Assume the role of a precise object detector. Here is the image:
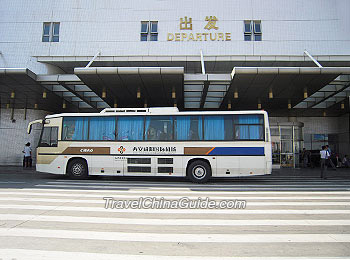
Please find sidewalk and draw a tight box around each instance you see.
[273,167,350,178]
[0,166,39,178]
[0,166,36,173]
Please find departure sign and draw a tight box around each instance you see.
[167,16,231,41]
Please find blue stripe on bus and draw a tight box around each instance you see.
[209,147,265,156]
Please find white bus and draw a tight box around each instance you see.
[28,107,272,183]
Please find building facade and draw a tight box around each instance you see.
[1,0,349,166]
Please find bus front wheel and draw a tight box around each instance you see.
[67,159,88,179]
[187,160,211,183]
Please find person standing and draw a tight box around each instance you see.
[343,155,350,168]
[23,142,32,168]
[320,146,330,179]
[325,145,336,170]
[302,148,307,168]
[336,154,342,168]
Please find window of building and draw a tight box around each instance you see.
[244,20,262,41]
[254,21,261,33]
[141,21,158,41]
[140,21,149,41]
[244,20,252,41]
[52,22,60,42]
[244,34,252,41]
[150,21,158,41]
[253,21,262,41]
[42,22,60,42]
[42,23,51,42]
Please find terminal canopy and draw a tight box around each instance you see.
[1,65,349,116]
[223,67,350,116]
[74,67,184,108]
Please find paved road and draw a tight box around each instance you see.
[0,168,350,259]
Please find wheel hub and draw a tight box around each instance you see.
[72,163,83,176]
[193,166,206,179]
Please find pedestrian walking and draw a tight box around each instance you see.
[320,146,330,179]
[23,142,32,168]
[325,145,336,170]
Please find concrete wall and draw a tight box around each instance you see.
[1,0,350,74]
[337,114,350,156]
[0,109,50,165]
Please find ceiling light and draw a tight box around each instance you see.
[102,88,106,99]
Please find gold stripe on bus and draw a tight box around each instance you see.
[184,147,213,155]
[37,155,58,165]
[62,147,111,155]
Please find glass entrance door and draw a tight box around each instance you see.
[280,127,294,167]
[270,123,304,168]
[271,136,281,167]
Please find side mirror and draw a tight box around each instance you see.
[27,124,32,134]
[27,119,45,134]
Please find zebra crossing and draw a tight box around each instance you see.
[0,175,350,259]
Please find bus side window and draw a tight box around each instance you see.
[203,115,225,140]
[63,117,88,140]
[189,117,202,140]
[50,127,58,147]
[175,116,202,141]
[117,116,144,141]
[145,116,173,141]
[147,126,157,140]
[233,115,264,140]
[39,127,59,147]
[39,127,51,147]
[62,126,69,140]
[89,117,116,140]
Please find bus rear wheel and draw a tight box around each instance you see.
[187,160,211,183]
[67,159,88,179]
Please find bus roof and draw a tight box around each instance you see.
[45,108,268,119]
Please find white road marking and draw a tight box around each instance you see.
[1,213,350,226]
[0,204,349,214]
[1,228,349,243]
[3,188,350,195]
[0,196,349,205]
[0,249,346,260]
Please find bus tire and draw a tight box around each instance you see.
[67,159,88,179]
[187,160,211,183]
